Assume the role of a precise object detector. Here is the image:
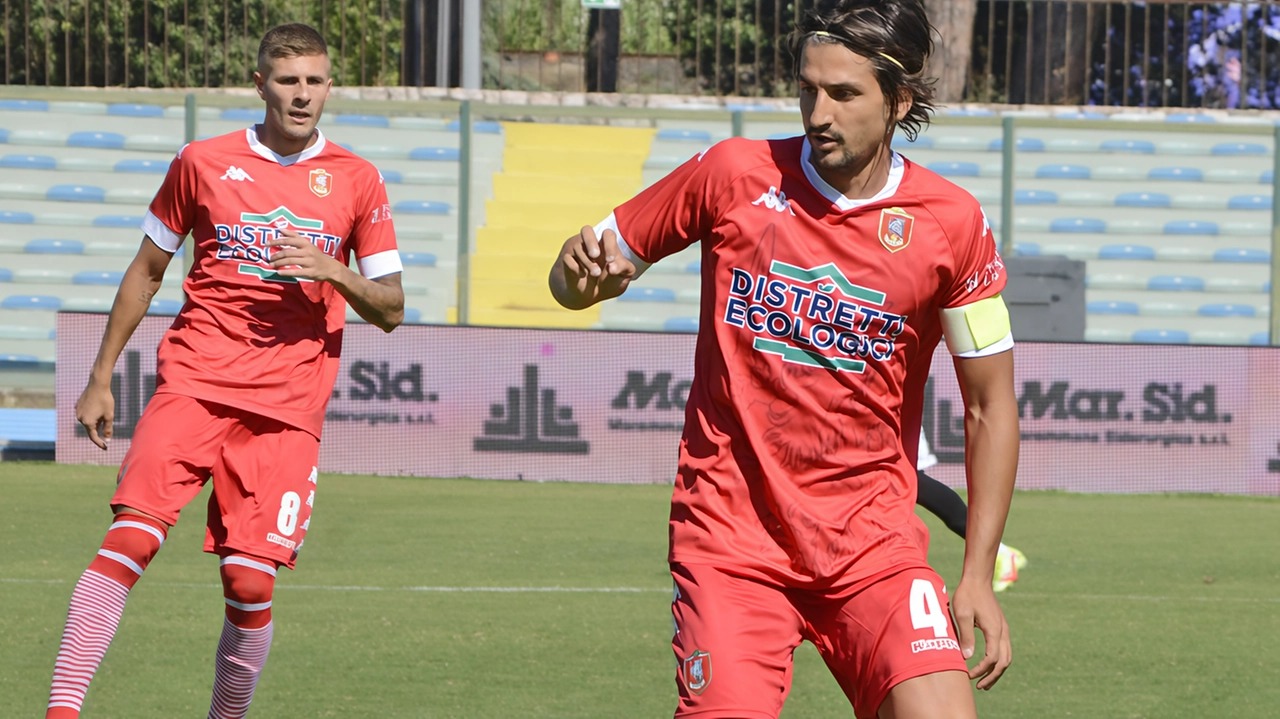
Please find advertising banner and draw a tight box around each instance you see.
[56,313,1280,494]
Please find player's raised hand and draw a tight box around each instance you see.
[76,380,115,450]
[952,577,1012,690]
[267,229,343,282]
[553,225,636,309]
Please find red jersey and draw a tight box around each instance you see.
[141,127,402,437]
[603,137,1009,586]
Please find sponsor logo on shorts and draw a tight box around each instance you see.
[307,466,318,485]
[266,533,297,550]
[682,650,712,695]
[910,638,960,654]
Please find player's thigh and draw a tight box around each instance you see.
[877,671,975,719]
[671,563,805,719]
[110,394,230,525]
[205,410,320,569]
[805,566,970,719]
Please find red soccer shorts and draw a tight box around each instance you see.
[111,393,320,569]
[671,562,968,719]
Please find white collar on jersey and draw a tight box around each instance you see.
[245,125,327,167]
[799,137,904,212]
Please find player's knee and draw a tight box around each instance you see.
[220,554,278,629]
[87,512,170,586]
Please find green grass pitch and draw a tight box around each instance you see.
[3,462,1278,718]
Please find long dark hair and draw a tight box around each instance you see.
[787,0,936,141]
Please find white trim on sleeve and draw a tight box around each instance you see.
[952,331,1015,359]
[358,249,404,279]
[141,210,184,253]
[593,212,651,279]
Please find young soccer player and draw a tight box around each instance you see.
[45,24,404,719]
[550,1,1018,715]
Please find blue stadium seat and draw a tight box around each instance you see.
[220,108,264,122]
[768,132,802,140]
[1262,170,1274,184]
[393,201,449,215]
[2,295,61,310]
[926,161,980,177]
[686,261,702,274]
[1015,189,1057,204]
[378,169,403,184]
[67,131,126,149]
[0,154,56,169]
[1115,192,1170,207]
[446,120,502,133]
[1050,218,1106,233]
[0,211,35,224]
[113,159,169,174]
[1212,142,1267,155]
[619,287,677,302]
[987,137,1046,152]
[890,136,933,149]
[945,108,994,117]
[0,354,42,366]
[1013,242,1041,256]
[409,147,460,161]
[1087,300,1140,315]
[1147,275,1206,291]
[92,215,144,227]
[1213,248,1269,263]
[1132,329,1191,344]
[1098,244,1156,260]
[657,129,714,142]
[663,317,699,333]
[1165,113,1215,123]
[0,269,12,282]
[1101,139,1155,153]
[402,308,423,324]
[0,99,49,111]
[73,270,124,285]
[1148,167,1203,182]
[1163,220,1218,235]
[107,103,164,117]
[1199,303,1256,317]
[0,128,8,143]
[24,239,84,254]
[399,252,437,266]
[1249,332,1270,345]
[334,114,390,127]
[47,185,105,203]
[1036,164,1090,180]
[148,298,183,314]
[1228,194,1271,210]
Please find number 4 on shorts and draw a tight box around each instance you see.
[909,578,950,639]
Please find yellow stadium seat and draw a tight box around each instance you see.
[492,173,640,205]
[475,227,570,255]
[484,200,614,231]
[470,306,598,329]
[472,254,555,281]
[502,123,654,153]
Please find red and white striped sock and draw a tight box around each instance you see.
[208,555,277,719]
[46,513,167,719]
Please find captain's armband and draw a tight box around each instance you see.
[939,294,1014,358]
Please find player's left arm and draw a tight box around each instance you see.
[266,230,404,332]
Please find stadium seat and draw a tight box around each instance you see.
[1147,275,1206,291]
[1228,195,1271,210]
[1098,244,1156,260]
[1207,277,1269,293]
[1165,113,1215,123]
[72,271,124,285]
[401,308,423,324]
[1036,164,1090,180]
[399,252,437,266]
[47,185,105,203]
[1013,242,1040,256]
[890,136,933,149]
[1213,248,1269,263]
[14,269,71,284]
[1053,110,1107,120]
[1190,330,1253,345]
[0,128,8,143]
[663,317,699,333]
[0,99,48,111]
[92,215,143,227]
[378,169,403,184]
[987,137,1046,152]
[67,131,126,149]
[1163,220,1218,235]
[0,154,56,169]
[334,114,390,127]
[124,135,181,152]
[1100,139,1155,153]
[1262,170,1275,184]
[0,269,12,282]
[1170,193,1224,210]
[107,103,164,117]
[1249,332,1270,345]
[1041,243,1097,260]
[148,298,183,314]
[656,129,713,142]
[0,211,35,224]
[1212,142,1267,155]
[1199,303,1257,317]
[926,161,980,177]
[446,120,502,133]
[1205,168,1261,183]
[394,200,450,215]
[220,108,264,122]
[619,287,677,303]
[1046,138,1100,152]
[1087,300,1140,315]
[24,239,84,254]
[1050,218,1105,233]
[0,353,42,365]
[1140,302,1195,316]
[1083,327,1132,343]
[1015,189,1057,204]
[1148,167,1203,182]
[686,261,702,273]
[1157,141,1209,154]
[1114,192,1170,208]
[113,159,169,174]
[1132,329,1190,343]
[409,147,461,161]
[2,295,61,310]
[943,108,994,117]
[1155,247,1213,262]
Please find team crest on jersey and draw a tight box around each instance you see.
[309,168,333,197]
[682,650,712,695]
[878,207,914,253]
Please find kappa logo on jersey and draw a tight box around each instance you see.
[682,650,712,695]
[878,207,914,253]
[724,261,906,373]
[752,186,795,216]
[213,206,343,283]
[220,165,254,182]
[309,168,333,197]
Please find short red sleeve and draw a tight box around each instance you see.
[611,144,731,264]
[350,169,402,278]
[146,144,199,243]
[941,206,1006,308]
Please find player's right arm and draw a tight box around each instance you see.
[77,238,175,449]
[549,226,636,310]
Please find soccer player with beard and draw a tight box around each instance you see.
[550,1,1017,716]
[44,24,404,719]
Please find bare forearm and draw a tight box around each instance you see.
[329,266,403,332]
[961,399,1019,583]
[90,264,163,384]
